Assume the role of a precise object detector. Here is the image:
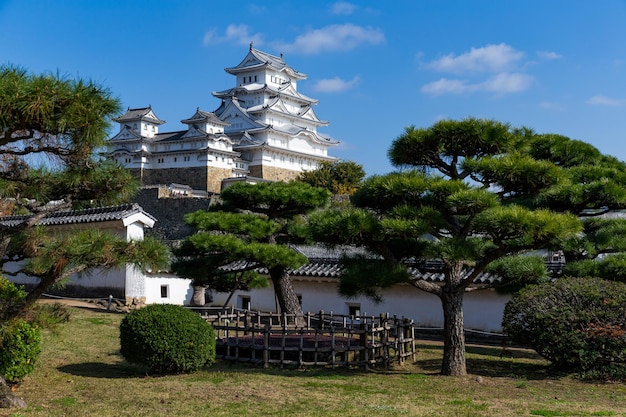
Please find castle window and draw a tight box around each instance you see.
[239,295,251,310]
[348,304,361,317]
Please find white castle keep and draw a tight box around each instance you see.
[106,45,339,193]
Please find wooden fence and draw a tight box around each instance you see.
[196,308,416,369]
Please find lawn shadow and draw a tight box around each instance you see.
[57,362,147,379]
[412,342,556,380]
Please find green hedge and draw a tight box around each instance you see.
[119,304,216,374]
[503,277,626,380]
[0,278,42,384]
[0,319,41,384]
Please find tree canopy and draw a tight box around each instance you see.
[173,181,330,320]
[309,117,626,376]
[296,160,365,195]
[0,66,169,320]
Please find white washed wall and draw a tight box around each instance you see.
[209,279,510,332]
[142,272,193,305]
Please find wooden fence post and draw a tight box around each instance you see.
[263,323,270,369]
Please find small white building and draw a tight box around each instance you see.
[1,204,193,305]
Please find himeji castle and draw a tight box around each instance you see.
[106,44,339,193]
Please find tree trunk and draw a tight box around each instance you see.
[0,376,27,408]
[190,285,206,306]
[3,270,61,322]
[268,266,304,326]
[440,286,467,376]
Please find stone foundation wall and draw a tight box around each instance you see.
[128,167,233,193]
[141,167,209,191]
[133,188,212,240]
[207,167,232,193]
[249,165,300,182]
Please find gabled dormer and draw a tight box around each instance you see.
[181,108,229,135]
[113,106,165,139]
[109,125,143,142]
[214,98,266,133]
[225,43,307,91]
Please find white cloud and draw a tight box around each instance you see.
[421,72,533,96]
[481,72,533,94]
[312,76,360,93]
[425,43,524,74]
[537,51,563,60]
[540,101,565,111]
[587,95,625,106]
[202,30,218,46]
[278,24,385,55]
[202,24,264,47]
[421,78,470,96]
[330,2,357,15]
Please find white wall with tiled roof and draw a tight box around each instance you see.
[208,279,510,332]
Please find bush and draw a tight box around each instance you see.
[0,320,41,384]
[502,277,626,379]
[119,304,215,374]
[0,277,26,319]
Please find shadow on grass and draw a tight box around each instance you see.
[412,346,555,380]
[57,362,147,379]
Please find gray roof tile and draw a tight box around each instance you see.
[218,244,502,285]
[0,203,156,227]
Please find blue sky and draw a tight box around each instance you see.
[1,1,625,175]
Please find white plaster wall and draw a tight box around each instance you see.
[124,265,145,300]
[142,272,193,305]
[289,137,314,154]
[125,222,144,241]
[6,261,127,295]
[209,279,510,332]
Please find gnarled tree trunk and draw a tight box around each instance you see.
[268,266,304,326]
[190,285,207,306]
[440,286,466,376]
[439,261,467,376]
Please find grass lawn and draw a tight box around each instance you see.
[3,306,626,417]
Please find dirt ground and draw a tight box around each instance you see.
[38,296,110,311]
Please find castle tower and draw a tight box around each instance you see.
[107,107,246,193]
[212,44,338,181]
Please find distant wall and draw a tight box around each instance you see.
[249,165,300,181]
[128,167,232,193]
[132,188,212,241]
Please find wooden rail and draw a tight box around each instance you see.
[198,309,416,369]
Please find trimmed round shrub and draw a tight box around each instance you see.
[502,277,626,379]
[120,304,215,374]
[0,319,42,384]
